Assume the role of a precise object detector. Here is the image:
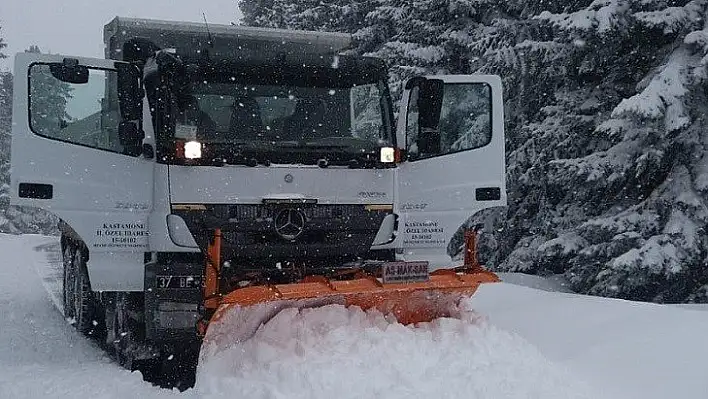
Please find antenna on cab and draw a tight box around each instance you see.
[203,12,214,49]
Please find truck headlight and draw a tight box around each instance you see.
[380,147,395,163]
[184,141,202,159]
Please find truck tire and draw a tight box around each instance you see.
[62,243,76,320]
[68,244,100,336]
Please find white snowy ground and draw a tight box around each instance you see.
[1,233,707,398]
[0,234,177,398]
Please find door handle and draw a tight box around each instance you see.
[18,183,53,199]
[475,187,500,201]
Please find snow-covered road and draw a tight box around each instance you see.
[0,234,178,398]
[1,233,706,398]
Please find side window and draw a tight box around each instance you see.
[29,64,123,153]
[406,82,492,160]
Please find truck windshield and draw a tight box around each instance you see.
[162,60,394,166]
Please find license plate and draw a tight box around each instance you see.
[382,261,429,284]
[155,275,203,289]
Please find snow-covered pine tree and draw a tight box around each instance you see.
[501,0,708,303]
[25,45,74,136]
[0,26,11,232]
[240,0,373,32]
[238,0,708,303]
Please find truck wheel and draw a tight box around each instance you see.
[62,243,76,320]
[70,247,100,335]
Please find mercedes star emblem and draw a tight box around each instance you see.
[274,208,306,240]
[284,173,294,183]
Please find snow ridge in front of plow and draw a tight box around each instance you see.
[194,303,605,399]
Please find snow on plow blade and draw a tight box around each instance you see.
[201,269,500,356]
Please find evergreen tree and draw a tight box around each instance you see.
[240,0,372,32]
[0,26,15,233]
[25,45,73,136]
[0,25,6,61]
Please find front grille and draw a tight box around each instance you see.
[173,203,393,262]
[228,204,363,221]
[228,205,266,220]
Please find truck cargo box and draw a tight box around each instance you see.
[103,17,353,63]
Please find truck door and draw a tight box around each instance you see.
[10,53,152,290]
[394,75,506,269]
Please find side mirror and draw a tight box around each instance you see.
[116,62,144,121]
[119,121,144,156]
[49,58,88,84]
[116,62,145,157]
[415,79,444,155]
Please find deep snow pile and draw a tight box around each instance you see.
[195,304,599,399]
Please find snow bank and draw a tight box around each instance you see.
[497,272,574,293]
[470,283,708,399]
[195,304,601,399]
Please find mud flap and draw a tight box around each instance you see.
[145,255,203,343]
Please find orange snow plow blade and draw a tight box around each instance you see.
[200,269,499,355]
[216,270,499,324]
[198,229,500,354]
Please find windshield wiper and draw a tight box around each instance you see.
[301,136,386,150]
[195,140,272,166]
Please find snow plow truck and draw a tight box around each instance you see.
[10,17,506,381]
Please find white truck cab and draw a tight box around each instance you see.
[10,17,505,377]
